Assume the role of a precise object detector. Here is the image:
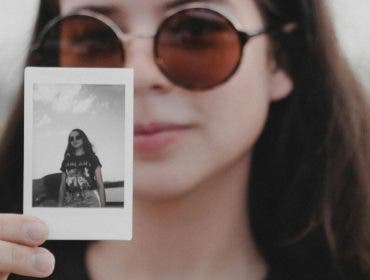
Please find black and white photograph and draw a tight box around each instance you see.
[24,67,133,240]
[32,83,125,208]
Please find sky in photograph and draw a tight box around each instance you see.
[33,84,125,181]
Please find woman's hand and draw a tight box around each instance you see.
[0,214,54,279]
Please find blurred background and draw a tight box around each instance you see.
[1,0,370,135]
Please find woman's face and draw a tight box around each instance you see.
[60,0,293,200]
[69,130,84,149]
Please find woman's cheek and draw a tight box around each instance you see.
[197,70,271,162]
[132,92,269,202]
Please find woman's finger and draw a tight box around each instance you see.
[0,214,48,247]
[0,241,54,278]
[0,272,10,280]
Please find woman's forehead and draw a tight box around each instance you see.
[60,0,233,13]
[70,131,80,136]
[59,0,263,29]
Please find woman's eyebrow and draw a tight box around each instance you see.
[164,0,228,10]
[72,4,118,16]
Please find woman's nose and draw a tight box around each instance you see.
[124,38,174,95]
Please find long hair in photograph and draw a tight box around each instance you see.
[64,128,95,159]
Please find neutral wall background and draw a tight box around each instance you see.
[1,0,370,131]
[328,0,370,93]
[0,1,39,124]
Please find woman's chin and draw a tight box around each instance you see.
[133,157,190,201]
[133,178,194,202]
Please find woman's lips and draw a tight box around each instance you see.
[134,123,190,154]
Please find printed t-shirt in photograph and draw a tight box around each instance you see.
[60,153,102,193]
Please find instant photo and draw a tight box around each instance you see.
[24,67,133,240]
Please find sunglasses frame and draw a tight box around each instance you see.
[32,3,290,90]
[69,135,82,142]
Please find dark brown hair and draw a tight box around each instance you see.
[249,0,370,277]
[0,0,369,278]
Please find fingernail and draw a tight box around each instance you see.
[34,249,55,274]
[24,222,48,242]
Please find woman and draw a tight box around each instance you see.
[58,129,106,208]
[0,0,369,279]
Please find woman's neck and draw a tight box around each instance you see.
[74,148,85,156]
[86,155,267,280]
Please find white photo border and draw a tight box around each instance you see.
[24,67,133,240]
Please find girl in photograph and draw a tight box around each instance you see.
[0,0,370,279]
[58,129,106,208]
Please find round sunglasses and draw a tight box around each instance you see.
[69,134,82,142]
[31,4,288,90]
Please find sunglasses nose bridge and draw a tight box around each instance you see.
[118,32,154,43]
[123,36,174,94]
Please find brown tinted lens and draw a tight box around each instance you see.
[32,15,123,67]
[155,9,242,89]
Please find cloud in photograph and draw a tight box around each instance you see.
[99,101,111,111]
[35,114,52,128]
[72,94,96,114]
[33,84,97,114]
